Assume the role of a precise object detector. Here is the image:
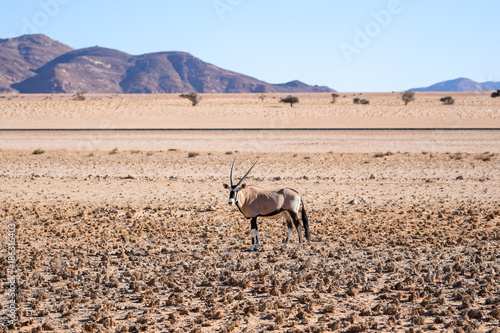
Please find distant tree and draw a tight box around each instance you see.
[491,90,500,98]
[353,97,361,104]
[401,90,415,105]
[440,96,455,105]
[280,95,299,107]
[257,88,266,102]
[73,91,85,101]
[330,93,340,104]
[179,92,201,106]
[360,99,369,105]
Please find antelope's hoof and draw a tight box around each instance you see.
[249,245,261,252]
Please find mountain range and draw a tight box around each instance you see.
[0,34,333,94]
[2,35,499,94]
[410,77,500,92]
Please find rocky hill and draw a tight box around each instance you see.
[410,77,500,92]
[2,34,334,94]
[0,34,73,93]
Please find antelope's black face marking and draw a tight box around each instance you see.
[223,183,245,205]
[228,187,237,205]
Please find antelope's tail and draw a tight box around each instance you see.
[301,199,311,243]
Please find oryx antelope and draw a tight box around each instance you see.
[223,158,311,251]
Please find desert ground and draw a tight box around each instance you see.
[0,93,499,332]
[0,91,499,129]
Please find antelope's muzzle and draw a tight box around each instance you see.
[228,190,236,205]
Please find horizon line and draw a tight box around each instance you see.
[0,128,499,131]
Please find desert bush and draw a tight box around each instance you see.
[109,148,119,155]
[373,151,394,158]
[449,152,464,160]
[280,95,299,107]
[491,90,500,98]
[32,148,45,155]
[188,152,199,158]
[401,90,415,105]
[330,93,340,104]
[73,92,85,101]
[179,93,201,106]
[440,96,455,105]
[354,98,369,105]
[476,152,494,161]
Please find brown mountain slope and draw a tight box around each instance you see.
[13,47,133,93]
[5,34,333,93]
[0,34,73,93]
[120,51,309,93]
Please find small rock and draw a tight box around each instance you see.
[467,308,483,319]
[273,176,282,181]
[349,199,358,205]
[369,174,376,180]
[41,322,55,331]
[456,175,464,180]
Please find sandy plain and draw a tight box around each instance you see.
[0,92,499,129]
[0,93,499,332]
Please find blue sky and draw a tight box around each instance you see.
[1,0,499,92]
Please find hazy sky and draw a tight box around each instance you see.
[1,0,499,92]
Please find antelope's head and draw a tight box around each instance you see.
[223,158,259,205]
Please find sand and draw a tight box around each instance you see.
[1,129,499,153]
[0,93,499,332]
[0,92,499,129]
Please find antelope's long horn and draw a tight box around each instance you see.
[230,157,236,187]
[236,159,259,187]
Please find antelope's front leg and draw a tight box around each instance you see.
[249,217,260,251]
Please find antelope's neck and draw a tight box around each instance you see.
[235,189,248,217]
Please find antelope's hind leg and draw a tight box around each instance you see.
[280,212,294,250]
[249,217,261,251]
[289,211,303,247]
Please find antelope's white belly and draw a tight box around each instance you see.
[261,212,285,220]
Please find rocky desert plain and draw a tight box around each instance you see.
[0,92,499,332]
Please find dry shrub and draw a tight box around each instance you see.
[373,151,394,158]
[476,152,494,161]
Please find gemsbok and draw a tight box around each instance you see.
[223,158,311,251]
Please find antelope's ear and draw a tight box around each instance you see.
[240,183,246,189]
[223,183,230,189]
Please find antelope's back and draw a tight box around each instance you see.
[278,188,302,212]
